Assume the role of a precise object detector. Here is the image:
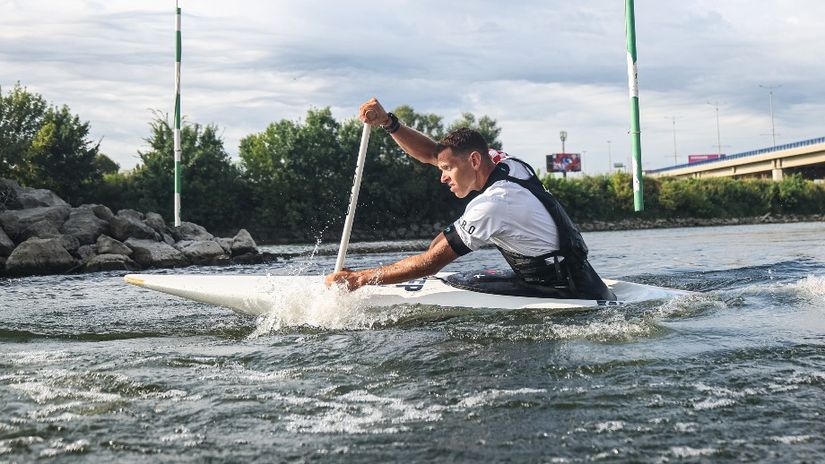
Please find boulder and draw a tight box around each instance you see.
[109,212,157,242]
[172,221,214,241]
[20,219,61,240]
[214,237,233,254]
[0,256,6,273]
[60,235,81,255]
[0,227,14,257]
[0,205,71,242]
[144,212,169,234]
[83,253,139,272]
[117,209,144,221]
[77,244,97,262]
[4,237,76,276]
[61,207,109,245]
[96,235,132,255]
[175,240,228,265]
[125,238,190,268]
[230,229,257,256]
[86,204,114,222]
[0,179,69,210]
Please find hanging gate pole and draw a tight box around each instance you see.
[174,1,183,226]
[625,0,644,211]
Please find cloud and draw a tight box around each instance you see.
[1,0,824,173]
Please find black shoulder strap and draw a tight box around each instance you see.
[492,158,589,261]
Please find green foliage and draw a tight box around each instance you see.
[0,83,48,179]
[128,114,247,233]
[541,173,825,222]
[447,112,503,150]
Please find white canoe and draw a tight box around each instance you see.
[124,272,691,317]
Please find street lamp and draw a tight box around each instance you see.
[559,131,568,178]
[606,140,612,173]
[707,101,723,155]
[759,84,780,146]
[665,116,682,165]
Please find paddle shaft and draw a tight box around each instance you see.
[334,123,371,272]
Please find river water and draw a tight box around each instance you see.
[1,222,824,462]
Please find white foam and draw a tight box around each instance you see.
[670,446,717,458]
[692,397,736,410]
[454,388,546,409]
[772,435,812,444]
[39,439,89,458]
[594,421,625,433]
[793,275,825,298]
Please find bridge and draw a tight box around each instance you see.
[646,137,825,181]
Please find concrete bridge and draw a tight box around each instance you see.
[646,137,825,181]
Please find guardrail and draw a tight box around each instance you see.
[647,136,825,174]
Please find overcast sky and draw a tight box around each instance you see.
[2,0,824,175]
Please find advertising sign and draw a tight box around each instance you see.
[688,154,725,164]
[546,153,582,173]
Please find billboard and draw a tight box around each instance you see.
[546,153,582,173]
[688,154,725,164]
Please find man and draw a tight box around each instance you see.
[325,98,615,301]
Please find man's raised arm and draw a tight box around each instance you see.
[360,98,439,165]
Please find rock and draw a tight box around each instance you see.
[172,222,214,241]
[230,229,257,256]
[77,244,97,262]
[61,207,109,245]
[0,256,6,273]
[0,205,71,242]
[83,253,139,272]
[117,209,144,221]
[144,212,168,234]
[21,219,61,240]
[96,235,132,255]
[109,212,157,242]
[0,227,14,257]
[214,237,233,254]
[175,240,228,265]
[231,251,263,265]
[161,232,175,245]
[60,235,80,254]
[0,178,69,210]
[125,238,189,268]
[86,204,114,222]
[4,237,76,276]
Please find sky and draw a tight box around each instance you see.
[2,0,824,175]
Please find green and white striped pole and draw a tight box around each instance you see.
[173,1,182,226]
[625,0,644,211]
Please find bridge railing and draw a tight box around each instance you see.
[647,136,825,174]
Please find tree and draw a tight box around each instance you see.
[447,112,503,150]
[25,105,102,204]
[0,83,47,179]
[130,114,247,233]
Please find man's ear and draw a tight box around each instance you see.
[469,151,481,168]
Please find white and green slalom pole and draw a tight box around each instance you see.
[334,123,372,272]
[625,0,644,211]
[173,1,182,226]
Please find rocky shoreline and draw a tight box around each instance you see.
[3,177,823,278]
[0,178,272,278]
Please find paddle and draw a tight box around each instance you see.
[334,122,372,272]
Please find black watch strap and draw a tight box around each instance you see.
[382,112,401,133]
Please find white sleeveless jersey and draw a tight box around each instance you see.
[450,153,559,257]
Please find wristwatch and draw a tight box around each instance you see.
[382,112,401,133]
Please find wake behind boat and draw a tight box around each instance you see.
[124,271,692,317]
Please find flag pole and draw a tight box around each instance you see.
[625,0,644,211]
[173,1,183,226]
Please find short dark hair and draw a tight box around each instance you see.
[435,127,488,157]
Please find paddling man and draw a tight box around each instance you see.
[325,98,615,301]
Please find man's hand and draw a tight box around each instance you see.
[324,268,370,291]
[359,98,389,127]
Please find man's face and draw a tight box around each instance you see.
[437,148,477,198]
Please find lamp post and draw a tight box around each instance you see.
[559,131,568,178]
[759,84,780,146]
[707,101,722,155]
[666,116,681,165]
[607,140,612,173]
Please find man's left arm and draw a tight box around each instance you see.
[325,232,459,291]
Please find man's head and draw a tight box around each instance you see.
[434,128,495,198]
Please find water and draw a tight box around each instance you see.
[1,222,824,462]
